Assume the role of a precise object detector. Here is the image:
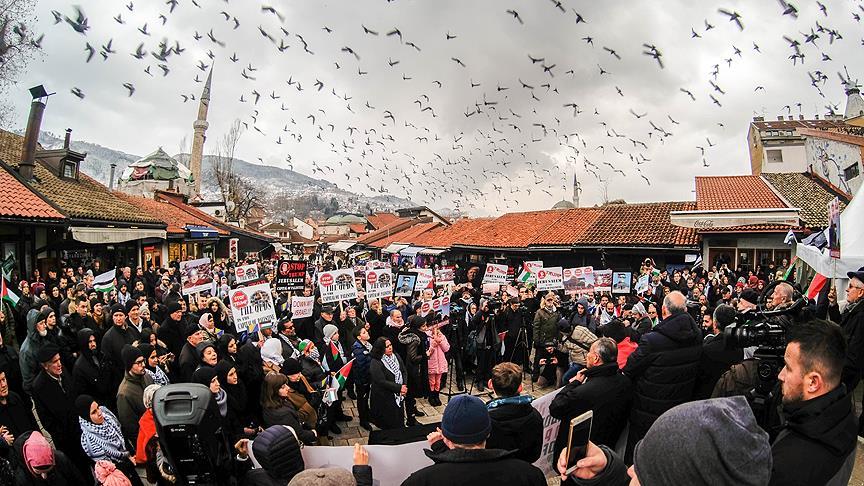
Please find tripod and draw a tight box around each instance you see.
[441,315,467,398]
[506,326,534,393]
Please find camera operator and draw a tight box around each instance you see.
[827,266,864,435]
[471,298,501,392]
[532,293,561,387]
[498,297,525,366]
[446,286,474,391]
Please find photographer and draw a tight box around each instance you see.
[532,293,561,386]
[498,297,526,366]
[471,299,501,392]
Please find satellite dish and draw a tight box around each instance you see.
[226,200,236,212]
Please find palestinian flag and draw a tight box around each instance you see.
[782,256,799,281]
[333,359,354,390]
[329,341,340,361]
[807,273,829,300]
[93,269,116,293]
[1,279,19,308]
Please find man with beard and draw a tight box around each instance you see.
[770,319,856,486]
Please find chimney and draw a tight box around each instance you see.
[19,99,46,181]
[63,128,71,148]
[777,115,783,121]
[753,116,764,122]
[109,162,117,190]
[815,114,819,119]
[799,115,804,120]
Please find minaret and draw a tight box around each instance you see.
[572,171,581,208]
[189,66,213,198]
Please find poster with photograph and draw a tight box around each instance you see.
[275,260,307,292]
[318,268,358,303]
[365,268,394,300]
[412,268,434,289]
[563,266,595,295]
[828,197,841,259]
[394,272,418,297]
[594,270,613,292]
[536,267,564,292]
[482,263,509,284]
[635,274,651,294]
[229,282,276,333]
[434,266,455,285]
[431,295,451,316]
[290,295,315,319]
[234,264,259,285]
[612,272,632,294]
[180,257,214,295]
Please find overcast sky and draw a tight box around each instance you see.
[8,0,863,215]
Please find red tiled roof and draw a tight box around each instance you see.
[412,218,495,248]
[368,222,442,249]
[153,193,274,241]
[365,212,400,230]
[454,209,570,248]
[0,163,65,221]
[113,193,230,236]
[357,217,414,244]
[576,202,699,246]
[349,223,368,234]
[695,175,787,211]
[533,208,604,245]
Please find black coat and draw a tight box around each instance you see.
[549,362,631,459]
[31,370,79,457]
[369,356,405,430]
[397,327,428,399]
[13,431,84,486]
[0,391,37,460]
[694,334,743,400]
[622,312,702,456]
[486,398,543,463]
[829,301,864,393]
[0,345,23,396]
[157,317,185,357]
[769,385,857,486]
[261,403,317,445]
[402,442,546,486]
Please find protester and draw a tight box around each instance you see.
[351,326,373,430]
[425,322,450,407]
[13,430,85,486]
[243,424,306,485]
[0,368,38,462]
[532,293,560,387]
[827,266,864,434]
[261,373,318,445]
[76,394,143,486]
[399,315,430,424]
[369,337,407,430]
[116,345,155,444]
[695,304,743,399]
[485,362,543,463]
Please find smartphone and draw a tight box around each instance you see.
[565,410,593,475]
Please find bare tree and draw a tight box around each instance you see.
[211,119,263,221]
[0,0,42,128]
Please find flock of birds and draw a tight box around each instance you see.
[23,1,864,213]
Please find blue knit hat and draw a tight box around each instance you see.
[441,395,491,444]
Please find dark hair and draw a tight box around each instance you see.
[262,373,289,410]
[491,362,522,397]
[712,304,736,331]
[370,336,389,360]
[787,319,846,387]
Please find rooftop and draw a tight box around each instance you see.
[113,192,230,236]
[0,162,65,222]
[695,175,787,211]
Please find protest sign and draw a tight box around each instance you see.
[301,440,433,486]
[482,263,509,284]
[594,270,613,292]
[234,264,259,284]
[412,268,434,289]
[536,267,564,292]
[365,268,393,300]
[563,266,594,295]
[828,196,841,259]
[431,295,451,316]
[434,266,455,284]
[290,295,314,319]
[366,259,389,270]
[517,260,543,283]
[635,273,651,294]
[394,272,417,297]
[229,282,276,333]
[318,268,358,303]
[180,257,213,295]
[612,272,632,294]
[531,388,563,477]
[275,260,307,292]
[481,282,502,295]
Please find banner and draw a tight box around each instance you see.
[394,271,418,297]
[412,268,434,290]
[536,267,564,292]
[275,260,307,292]
[229,282,276,333]
[518,260,543,283]
[431,295,451,316]
[612,272,632,294]
[365,268,394,300]
[180,258,214,295]
[228,238,239,261]
[290,295,314,319]
[828,196,841,259]
[594,270,613,292]
[531,387,563,477]
[300,440,433,486]
[482,263,509,284]
[318,268,358,303]
[234,264,259,284]
[434,266,455,284]
[563,266,594,295]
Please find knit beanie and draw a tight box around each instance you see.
[121,344,143,371]
[192,367,218,388]
[166,301,183,315]
[36,308,52,325]
[75,394,96,421]
[124,300,140,314]
[322,324,339,339]
[94,460,132,486]
[633,396,771,486]
[287,468,355,486]
[36,343,60,364]
[184,322,202,338]
[740,289,760,306]
[22,431,54,479]
[260,338,285,366]
[143,384,161,409]
[282,357,302,376]
[441,394,491,444]
[109,303,126,317]
[196,342,216,363]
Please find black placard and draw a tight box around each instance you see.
[276,260,307,292]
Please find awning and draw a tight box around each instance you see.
[272,242,286,253]
[185,225,219,239]
[670,208,800,229]
[418,248,447,256]
[329,240,357,252]
[70,226,167,245]
[399,246,426,257]
[382,243,409,254]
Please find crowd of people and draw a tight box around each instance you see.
[0,250,861,486]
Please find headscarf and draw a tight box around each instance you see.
[199,312,213,327]
[22,431,55,479]
[75,394,96,420]
[192,367,227,417]
[94,460,132,486]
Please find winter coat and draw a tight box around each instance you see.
[156,316,185,358]
[12,431,84,486]
[73,329,112,404]
[486,396,543,463]
[18,309,49,394]
[101,325,136,379]
[568,298,597,334]
[0,343,23,396]
[299,355,327,386]
[769,385,857,486]
[351,340,372,386]
[31,369,79,457]
[425,329,450,375]
[116,371,155,445]
[369,356,406,430]
[402,442,546,486]
[549,362,632,460]
[560,325,598,366]
[398,327,429,399]
[0,390,37,460]
[694,334,744,400]
[622,311,702,455]
[829,301,864,393]
[261,402,317,445]
[532,306,560,347]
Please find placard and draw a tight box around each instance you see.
[276,260,307,292]
[594,270,613,292]
[482,263,509,284]
[180,257,213,295]
[234,264,259,284]
[563,266,594,295]
[535,267,564,292]
[290,295,314,319]
[517,260,543,284]
[228,238,239,261]
[431,295,451,316]
[412,268,434,289]
[828,197,841,259]
[229,282,276,333]
[365,268,393,300]
[635,273,651,294]
[318,268,358,303]
[394,272,417,297]
[434,266,455,284]
[612,272,632,294]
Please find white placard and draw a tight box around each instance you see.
[531,388,563,477]
[412,268,434,289]
[365,268,393,300]
[535,267,564,292]
[318,268,358,303]
[290,295,314,319]
[594,270,613,292]
[482,263,509,284]
[180,257,213,295]
[229,282,276,333]
[234,264,259,284]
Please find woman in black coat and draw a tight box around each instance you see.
[72,328,111,406]
[368,337,407,430]
[260,373,317,445]
[397,315,429,425]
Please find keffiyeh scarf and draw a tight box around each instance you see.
[381,353,404,406]
[79,407,128,462]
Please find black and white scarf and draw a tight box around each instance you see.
[381,353,404,406]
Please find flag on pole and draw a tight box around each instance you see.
[782,256,798,281]
[93,269,116,293]
[1,255,14,280]
[1,279,19,308]
[332,359,353,390]
[784,230,797,245]
[329,341,340,361]
[806,273,829,300]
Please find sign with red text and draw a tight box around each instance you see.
[482,263,509,284]
[318,268,358,303]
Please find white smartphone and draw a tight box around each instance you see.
[565,410,593,475]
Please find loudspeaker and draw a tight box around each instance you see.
[153,384,217,485]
